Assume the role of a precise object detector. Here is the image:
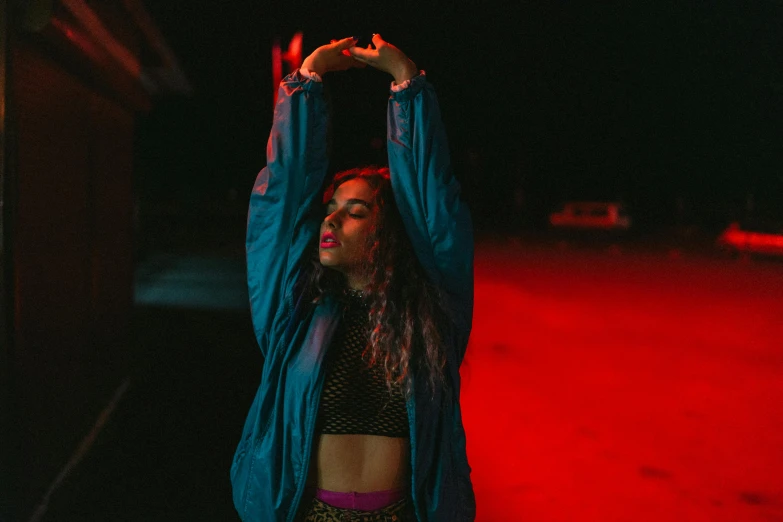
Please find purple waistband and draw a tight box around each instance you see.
[314,487,406,511]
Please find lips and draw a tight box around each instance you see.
[320,231,341,249]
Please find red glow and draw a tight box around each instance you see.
[462,243,783,521]
[272,39,282,106]
[282,32,303,70]
[549,202,631,230]
[272,32,303,106]
[719,225,783,255]
[51,17,105,64]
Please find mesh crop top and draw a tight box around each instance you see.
[315,290,409,438]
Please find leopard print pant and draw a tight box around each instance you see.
[300,497,413,522]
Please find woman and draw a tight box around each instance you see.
[231,35,475,521]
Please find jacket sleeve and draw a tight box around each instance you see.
[386,73,474,362]
[246,70,328,358]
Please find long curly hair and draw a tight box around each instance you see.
[305,166,447,396]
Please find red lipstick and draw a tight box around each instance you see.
[320,231,341,248]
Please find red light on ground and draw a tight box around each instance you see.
[463,245,783,520]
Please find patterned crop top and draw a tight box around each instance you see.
[315,290,409,438]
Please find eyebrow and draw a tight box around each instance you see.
[325,198,372,208]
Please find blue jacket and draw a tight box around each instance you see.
[231,70,475,521]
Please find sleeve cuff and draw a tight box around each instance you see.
[293,67,416,90]
[390,70,425,92]
[299,67,323,83]
[279,68,324,94]
[389,70,428,102]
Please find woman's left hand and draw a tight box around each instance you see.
[348,34,418,84]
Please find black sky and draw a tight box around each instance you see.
[137,1,783,230]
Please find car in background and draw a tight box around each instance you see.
[549,201,631,231]
[717,220,783,257]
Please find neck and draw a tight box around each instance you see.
[346,273,367,291]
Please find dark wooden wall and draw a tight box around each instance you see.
[0,0,13,518]
[12,39,134,515]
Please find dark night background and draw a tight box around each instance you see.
[135,1,783,249]
[6,3,783,520]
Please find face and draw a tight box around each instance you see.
[319,178,378,278]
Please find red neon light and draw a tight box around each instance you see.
[282,32,303,70]
[272,38,282,106]
[722,230,783,249]
[272,32,303,106]
[718,221,783,256]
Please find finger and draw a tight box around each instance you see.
[333,39,350,55]
[334,54,361,71]
[333,37,359,50]
[349,46,371,69]
[371,33,385,47]
[348,46,377,63]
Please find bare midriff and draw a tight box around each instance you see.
[307,434,410,492]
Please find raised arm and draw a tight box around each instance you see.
[247,38,361,357]
[386,74,474,329]
[350,36,474,358]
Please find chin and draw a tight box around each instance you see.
[318,251,339,268]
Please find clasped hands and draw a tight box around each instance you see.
[300,34,418,85]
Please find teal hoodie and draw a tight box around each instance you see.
[231,69,475,521]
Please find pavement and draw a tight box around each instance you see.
[466,241,783,522]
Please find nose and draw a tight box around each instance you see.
[323,210,339,229]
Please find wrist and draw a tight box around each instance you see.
[301,56,325,77]
[392,59,418,85]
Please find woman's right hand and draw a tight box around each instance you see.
[301,37,364,77]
